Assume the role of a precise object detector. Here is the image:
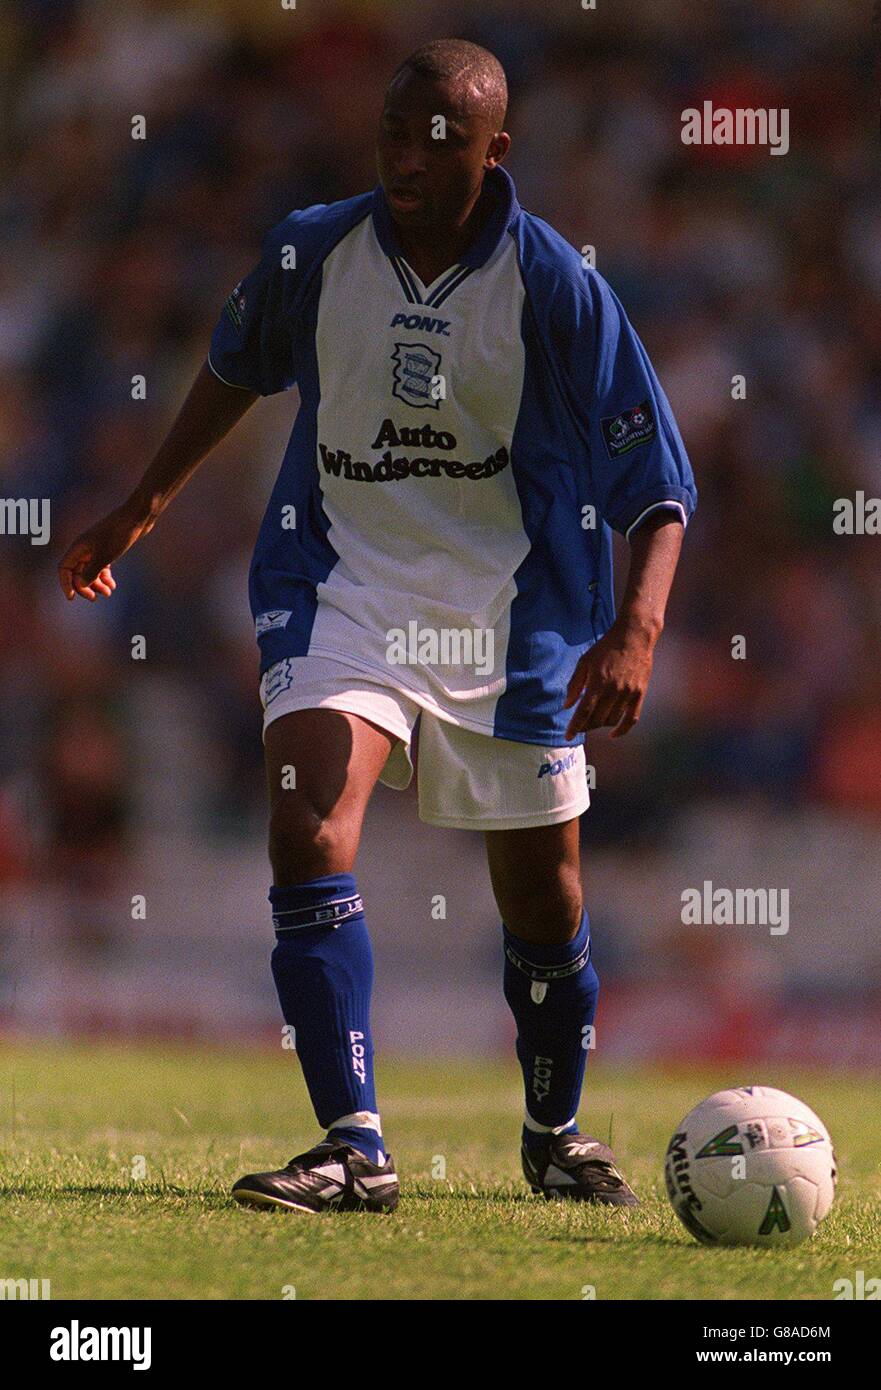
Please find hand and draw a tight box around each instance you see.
[58,502,155,602]
[563,616,658,741]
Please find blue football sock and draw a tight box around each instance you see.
[521,1119,578,1158]
[502,909,599,1143]
[269,874,385,1164]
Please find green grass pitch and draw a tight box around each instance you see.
[0,1041,878,1300]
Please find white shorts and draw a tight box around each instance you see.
[260,655,590,831]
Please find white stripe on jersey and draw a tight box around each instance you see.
[308,215,528,731]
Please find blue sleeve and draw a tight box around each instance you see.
[208,221,297,396]
[559,271,697,537]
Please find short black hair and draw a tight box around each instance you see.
[391,38,508,131]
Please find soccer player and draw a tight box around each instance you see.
[59,40,696,1215]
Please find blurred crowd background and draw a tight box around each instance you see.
[1,0,879,1063]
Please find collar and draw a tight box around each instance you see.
[370,165,520,270]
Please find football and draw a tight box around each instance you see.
[665,1086,837,1247]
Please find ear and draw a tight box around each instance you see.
[485,130,511,168]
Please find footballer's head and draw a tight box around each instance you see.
[377,39,510,231]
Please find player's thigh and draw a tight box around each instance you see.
[484,819,583,942]
[265,706,394,853]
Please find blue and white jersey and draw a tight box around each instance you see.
[209,166,696,746]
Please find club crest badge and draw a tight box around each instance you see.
[392,341,442,409]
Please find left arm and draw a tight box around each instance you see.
[563,511,684,740]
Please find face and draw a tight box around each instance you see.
[376,71,507,231]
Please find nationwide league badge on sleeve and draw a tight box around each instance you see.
[600,399,657,458]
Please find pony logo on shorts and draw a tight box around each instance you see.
[537,750,578,779]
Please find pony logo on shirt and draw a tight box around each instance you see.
[255,609,292,636]
[392,342,442,409]
[600,399,657,458]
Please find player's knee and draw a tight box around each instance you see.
[267,798,349,883]
[502,884,583,944]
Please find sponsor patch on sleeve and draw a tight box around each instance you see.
[600,400,657,458]
[224,282,246,331]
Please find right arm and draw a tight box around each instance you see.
[59,361,258,601]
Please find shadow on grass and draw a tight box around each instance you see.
[541,1230,687,1249]
[404,1186,534,1204]
[0,1182,232,1206]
